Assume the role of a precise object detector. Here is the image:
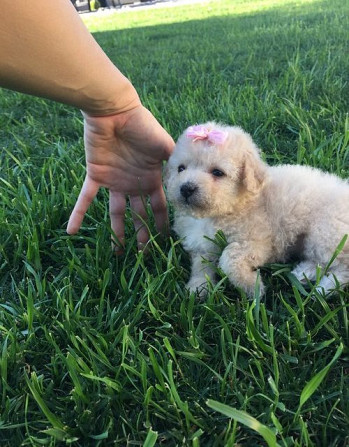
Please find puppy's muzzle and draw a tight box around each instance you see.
[180,182,198,200]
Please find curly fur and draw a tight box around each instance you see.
[165,122,349,297]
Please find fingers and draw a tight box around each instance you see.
[67,177,99,234]
[67,180,170,251]
[129,196,149,250]
[109,191,126,251]
[129,188,169,250]
[150,187,169,236]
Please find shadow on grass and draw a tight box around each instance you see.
[83,0,349,157]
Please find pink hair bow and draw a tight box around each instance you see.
[186,125,228,145]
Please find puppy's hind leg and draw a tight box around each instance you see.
[291,260,318,284]
[315,264,349,295]
[307,232,349,295]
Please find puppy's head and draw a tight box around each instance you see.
[165,122,267,218]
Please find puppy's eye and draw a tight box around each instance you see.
[178,165,186,173]
[211,169,225,177]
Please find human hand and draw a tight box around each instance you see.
[66,105,175,250]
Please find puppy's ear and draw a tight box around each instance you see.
[240,151,266,193]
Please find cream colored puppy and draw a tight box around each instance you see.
[165,122,349,297]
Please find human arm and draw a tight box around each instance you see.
[0,0,174,248]
[0,0,137,114]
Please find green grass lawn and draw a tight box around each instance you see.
[1,0,349,445]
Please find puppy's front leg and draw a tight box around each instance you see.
[187,252,217,297]
[219,242,267,297]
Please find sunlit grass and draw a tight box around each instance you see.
[0,0,348,445]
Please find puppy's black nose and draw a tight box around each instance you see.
[180,182,198,199]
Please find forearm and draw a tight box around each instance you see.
[0,0,140,115]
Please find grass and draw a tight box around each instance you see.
[0,0,349,445]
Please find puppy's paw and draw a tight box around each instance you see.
[242,279,265,298]
[291,261,318,284]
[314,273,337,296]
[186,278,208,298]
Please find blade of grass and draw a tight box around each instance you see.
[143,428,158,447]
[295,342,343,418]
[25,372,66,432]
[207,399,280,447]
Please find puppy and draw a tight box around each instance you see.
[165,122,349,297]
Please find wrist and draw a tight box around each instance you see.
[80,75,141,117]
